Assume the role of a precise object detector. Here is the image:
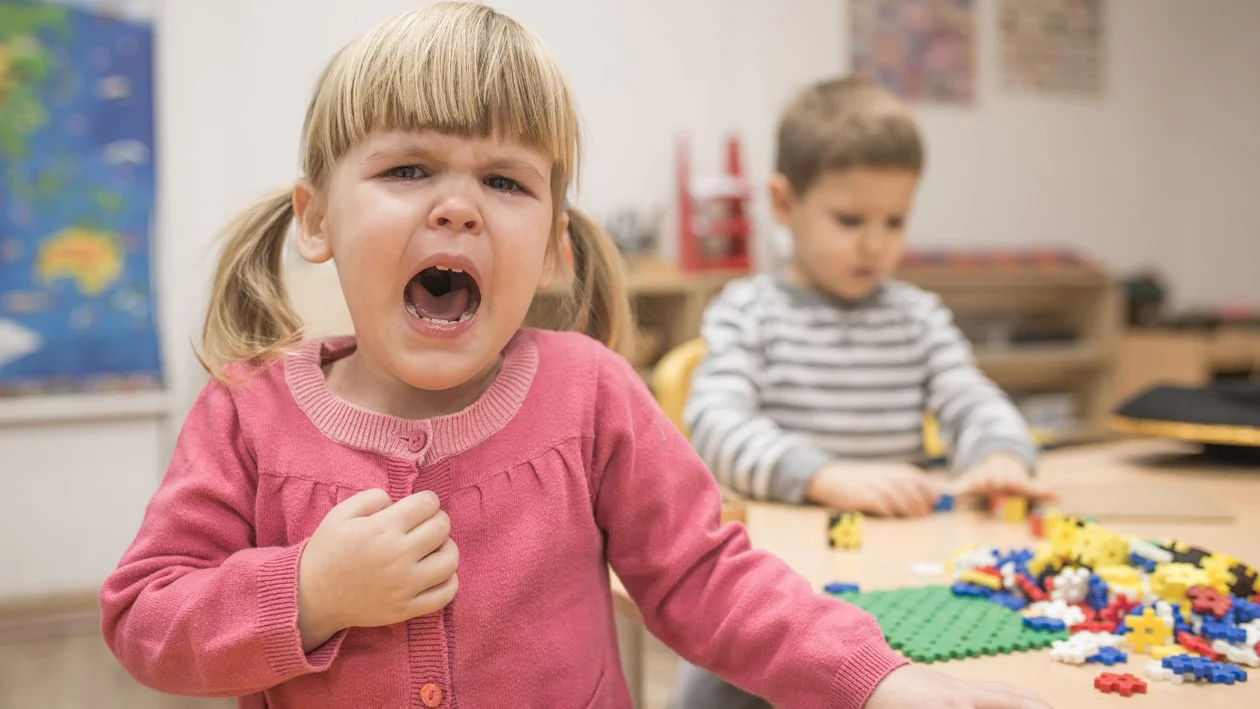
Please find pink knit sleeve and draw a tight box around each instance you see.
[99,379,345,697]
[588,350,908,709]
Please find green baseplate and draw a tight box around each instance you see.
[827,585,1068,663]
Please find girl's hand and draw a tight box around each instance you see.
[806,461,940,517]
[949,453,1056,503]
[297,488,459,652]
[867,665,1050,708]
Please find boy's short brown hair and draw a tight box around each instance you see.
[776,76,924,195]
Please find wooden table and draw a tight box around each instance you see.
[614,440,1260,707]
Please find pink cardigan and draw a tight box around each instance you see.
[100,330,905,708]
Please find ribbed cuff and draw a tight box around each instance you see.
[825,640,910,709]
[771,445,832,503]
[954,438,1039,473]
[256,541,346,679]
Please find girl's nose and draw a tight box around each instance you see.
[429,195,481,232]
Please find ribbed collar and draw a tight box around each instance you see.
[284,331,538,464]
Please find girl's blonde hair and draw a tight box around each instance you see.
[201,2,632,376]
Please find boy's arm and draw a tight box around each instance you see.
[591,349,907,709]
[919,297,1038,469]
[99,381,345,696]
[686,281,831,502]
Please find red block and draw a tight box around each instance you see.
[1071,620,1118,634]
[1094,672,1147,697]
[1177,631,1222,661]
[1187,585,1232,619]
[1016,574,1047,602]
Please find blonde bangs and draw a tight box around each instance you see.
[302,2,578,188]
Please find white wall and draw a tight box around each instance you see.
[4,0,1258,598]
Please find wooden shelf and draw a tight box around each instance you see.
[0,390,170,427]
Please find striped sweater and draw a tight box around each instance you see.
[685,274,1037,502]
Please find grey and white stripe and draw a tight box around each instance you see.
[685,274,1037,502]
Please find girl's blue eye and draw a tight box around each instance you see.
[386,165,424,180]
[486,175,523,192]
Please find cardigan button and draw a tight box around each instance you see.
[408,432,427,453]
[420,683,442,707]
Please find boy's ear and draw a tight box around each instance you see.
[768,173,797,226]
[292,180,332,264]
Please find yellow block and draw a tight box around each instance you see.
[1150,563,1211,604]
[1150,644,1189,660]
[959,570,1003,590]
[998,496,1028,523]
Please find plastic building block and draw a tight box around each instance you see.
[1087,647,1128,666]
[1235,598,1260,624]
[1149,644,1188,660]
[1201,620,1247,644]
[1152,563,1211,604]
[960,569,1003,591]
[1164,653,1214,681]
[1129,553,1158,573]
[1205,661,1247,685]
[1087,575,1110,611]
[1052,567,1089,604]
[1029,511,1044,539]
[933,494,954,512]
[1178,630,1223,661]
[824,585,1066,663]
[992,495,1027,523]
[1073,525,1129,568]
[1144,659,1185,684]
[989,592,1028,611]
[823,582,860,595]
[1051,638,1098,665]
[952,582,993,598]
[1188,585,1232,619]
[1094,672,1147,697]
[1016,574,1047,602]
[827,512,862,550]
[1125,608,1173,653]
[1024,616,1066,632]
[1025,600,1086,626]
[1071,620,1119,634]
[1212,639,1260,667]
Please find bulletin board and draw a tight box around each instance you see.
[850,0,977,105]
[998,0,1106,97]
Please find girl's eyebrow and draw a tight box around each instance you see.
[364,146,546,183]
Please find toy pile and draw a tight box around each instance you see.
[947,510,1259,696]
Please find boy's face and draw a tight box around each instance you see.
[771,168,919,301]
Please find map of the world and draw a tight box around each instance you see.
[0,0,161,396]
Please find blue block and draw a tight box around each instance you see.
[988,592,1027,611]
[1201,621,1247,643]
[1164,654,1214,680]
[1129,553,1157,573]
[933,494,954,512]
[1086,576,1109,611]
[1023,616,1066,632]
[824,582,860,595]
[1206,662,1248,685]
[951,582,993,598]
[1234,598,1260,623]
[1086,647,1128,666]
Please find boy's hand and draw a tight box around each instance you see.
[949,453,1056,502]
[806,461,939,517]
[866,665,1050,708]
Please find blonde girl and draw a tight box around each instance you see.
[100,5,1047,708]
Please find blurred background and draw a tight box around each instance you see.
[1,0,1258,707]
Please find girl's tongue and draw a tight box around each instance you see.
[406,268,474,321]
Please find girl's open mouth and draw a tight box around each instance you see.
[404,265,482,324]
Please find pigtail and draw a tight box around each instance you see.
[562,206,634,357]
[198,189,302,379]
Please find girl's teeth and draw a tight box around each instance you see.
[451,268,463,273]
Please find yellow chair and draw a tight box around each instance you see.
[652,338,707,437]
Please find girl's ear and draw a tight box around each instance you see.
[292,180,332,263]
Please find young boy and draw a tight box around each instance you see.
[671,77,1052,708]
